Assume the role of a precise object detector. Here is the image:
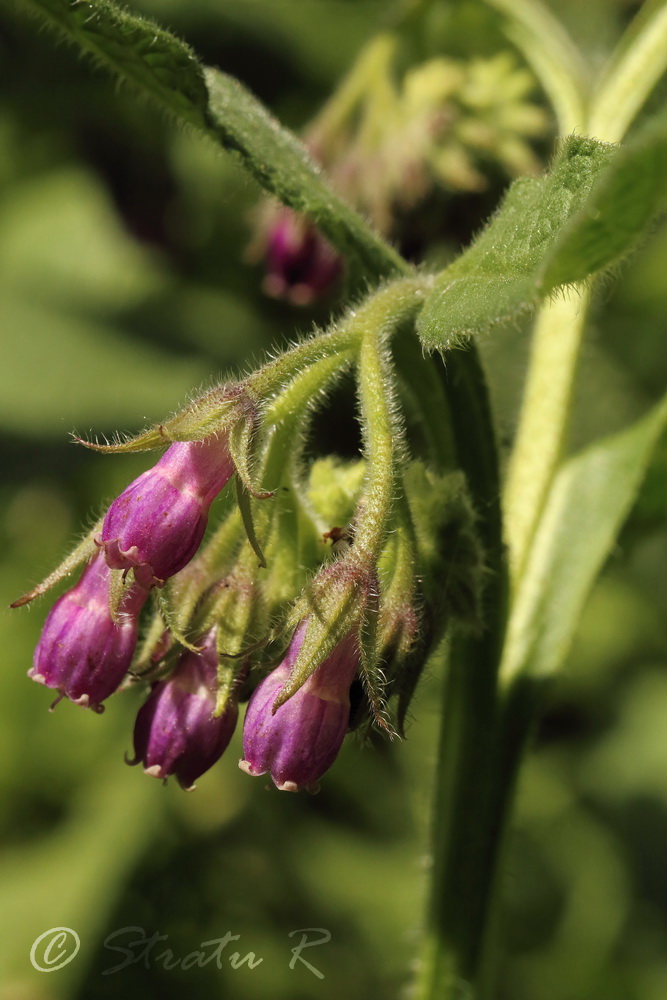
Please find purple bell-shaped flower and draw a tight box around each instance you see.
[99,436,235,588]
[262,209,342,306]
[129,629,238,790]
[239,622,359,791]
[29,553,148,711]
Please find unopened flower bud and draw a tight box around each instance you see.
[100,436,235,587]
[262,209,341,306]
[129,629,238,790]
[29,554,148,711]
[239,621,359,792]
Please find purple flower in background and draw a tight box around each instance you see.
[100,436,235,588]
[129,629,238,790]
[239,622,359,792]
[29,554,148,712]
[262,209,342,306]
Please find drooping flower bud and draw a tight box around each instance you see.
[129,629,239,790]
[99,435,235,588]
[239,621,359,792]
[262,208,342,306]
[29,554,148,711]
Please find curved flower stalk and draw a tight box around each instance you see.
[240,621,360,792]
[29,553,149,712]
[129,629,241,790]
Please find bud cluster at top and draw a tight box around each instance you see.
[251,36,548,304]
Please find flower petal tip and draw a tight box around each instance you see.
[238,758,263,777]
[275,779,300,793]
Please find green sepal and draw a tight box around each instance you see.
[107,566,132,626]
[376,501,419,666]
[236,480,268,570]
[74,384,249,454]
[201,571,261,651]
[154,587,202,654]
[388,465,487,734]
[228,415,274,500]
[131,602,171,678]
[208,574,266,716]
[271,558,372,711]
[168,503,245,630]
[215,630,256,718]
[357,584,399,738]
[261,482,315,618]
[353,486,431,739]
[214,657,248,720]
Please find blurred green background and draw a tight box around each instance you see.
[1,1,667,998]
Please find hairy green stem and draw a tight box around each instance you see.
[415,349,508,1000]
[352,279,431,556]
[355,335,397,556]
[504,1,667,589]
[392,334,457,470]
[503,285,591,587]
[588,0,667,143]
[245,325,362,404]
[262,352,356,487]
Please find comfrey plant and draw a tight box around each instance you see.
[17,281,459,793]
[11,0,667,996]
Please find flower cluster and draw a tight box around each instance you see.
[15,282,484,793]
[252,42,548,303]
[21,429,367,788]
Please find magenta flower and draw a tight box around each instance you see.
[129,630,238,790]
[29,554,148,711]
[262,209,342,306]
[239,622,359,792]
[99,436,235,588]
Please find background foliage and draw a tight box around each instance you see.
[1,1,667,999]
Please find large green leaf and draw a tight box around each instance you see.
[18,0,209,126]
[418,120,667,350]
[17,0,408,283]
[417,136,616,349]
[500,393,667,686]
[543,116,667,287]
